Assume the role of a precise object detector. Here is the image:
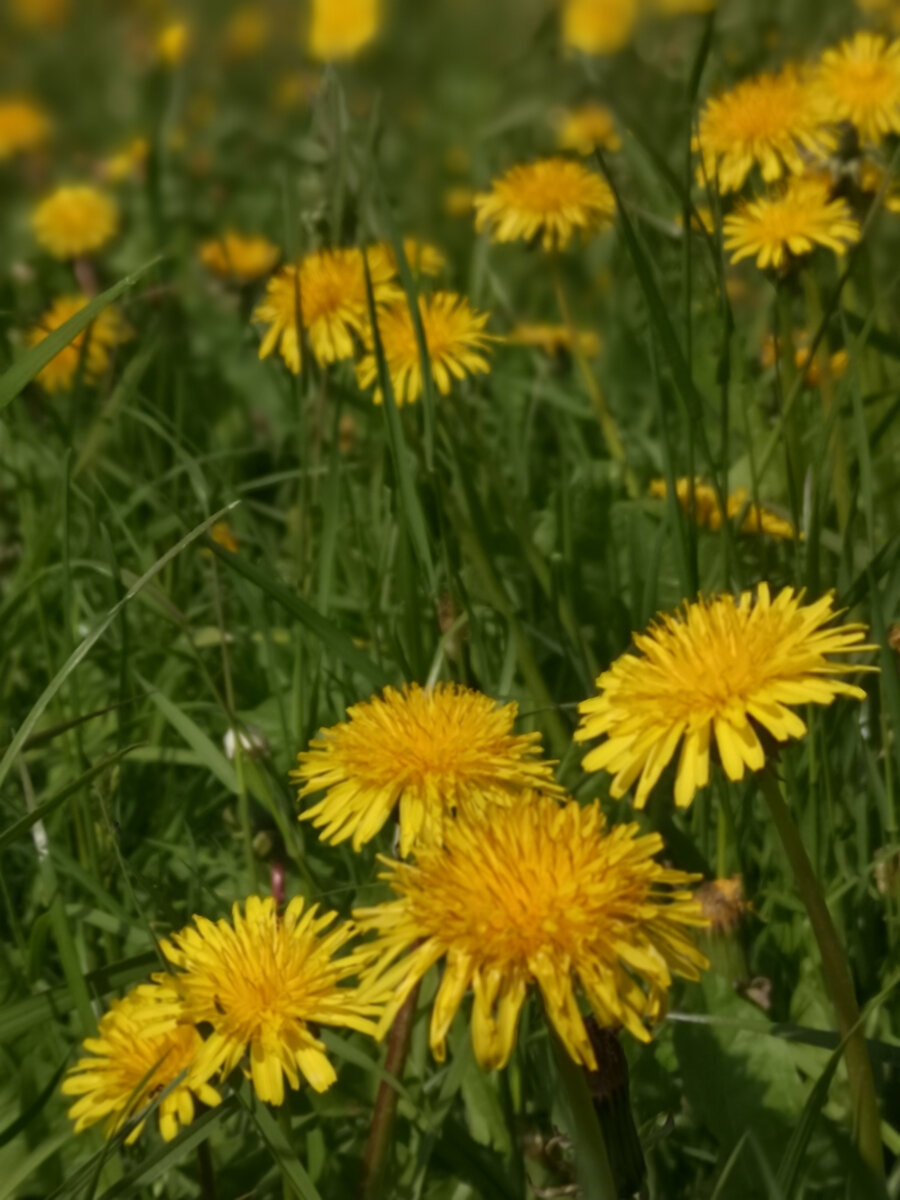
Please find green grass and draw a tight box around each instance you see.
[2,0,900,1197]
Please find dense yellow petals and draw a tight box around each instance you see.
[356,796,707,1070]
[474,158,615,252]
[816,32,900,144]
[650,477,799,541]
[199,230,280,283]
[561,0,638,56]
[577,586,876,809]
[723,176,860,270]
[26,295,131,393]
[294,683,562,855]
[0,97,52,160]
[308,0,381,61]
[31,184,119,259]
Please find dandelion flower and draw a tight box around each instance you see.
[723,176,859,270]
[356,292,496,406]
[355,796,707,1068]
[61,987,220,1143]
[200,230,280,284]
[157,21,192,67]
[576,584,875,810]
[694,68,835,193]
[474,158,615,252]
[562,0,638,56]
[32,185,119,259]
[308,0,380,61]
[816,32,900,144]
[27,295,131,393]
[254,245,400,373]
[0,98,52,161]
[159,895,379,1105]
[100,136,149,185]
[223,5,270,59]
[649,478,797,541]
[556,103,622,156]
[383,238,447,278]
[293,683,561,856]
[443,186,476,218]
[508,322,601,358]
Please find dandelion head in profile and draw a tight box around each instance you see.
[199,230,280,284]
[61,986,220,1143]
[158,895,380,1105]
[474,158,615,252]
[576,584,876,810]
[27,295,131,393]
[356,291,497,406]
[694,67,835,194]
[31,184,119,259]
[723,175,860,271]
[293,682,562,856]
[355,795,708,1069]
[253,244,400,374]
[308,0,381,62]
[561,0,638,57]
[816,32,900,145]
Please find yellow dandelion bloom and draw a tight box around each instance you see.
[293,682,561,856]
[32,185,119,260]
[100,136,149,184]
[0,98,52,161]
[816,32,900,144]
[562,0,638,56]
[355,796,708,1068]
[508,322,601,358]
[223,5,270,59]
[61,986,220,1143]
[576,584,875,810]
[308,0,380,61]
[694,68,835,194]
[723,175,859,270]
[443,186,476,218]
[200,230,280,284]
[157,20,192,67]
[253,244,400,374]
[356,292,496,406]
[650,477,798,541]
[383,238,447,278]
[474,157,615,252]
[27,295,131,394]
[158,895,379,1105]
[556,102,622,156]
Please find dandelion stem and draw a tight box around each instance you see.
[361,982,419,1200]
[760,763,883,1180]
[548,1029,619,1200]
[197,1140,218,1200]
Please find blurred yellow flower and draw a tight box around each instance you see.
[355,796,707,1068]
[10,0,69,28]
[254,245,400,373]
[562,0,638,56]
[223,5,270,59]
[694,68,835,193]
[158,896,381,1104]
[576,585,875,809]
[650,477,798,541]
[27,295,131,393]
[209,521,239,553]
[293,682,561,856]
[199,230,281,284]
[308,0,381,62]
[760,331,850,388]
[556,102,622,155]
[0,98,52,161]
[508,322,601,358]
[695,876,747,936]
[474,157,615,251]
[357,292,496,406]
[62,987,219,1143]
[273,70,321,112]
[32,184,119,259]
[383,238,447,277]
[100,136,149,184]
[157,20,191,66]
[443,185,476,218]
[817,32,900,144]
[858,159,900,211]
[723,176,859,270]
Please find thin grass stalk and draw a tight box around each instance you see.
[759,763,883,1180]
[548,1029,619,1200]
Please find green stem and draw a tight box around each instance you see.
[279,1105,297,1200]
[802,269,851,533]
[197,1140,218,1200]
[549,1031,619,1200]
[362,982,419,1200]
[760,764,883,1179]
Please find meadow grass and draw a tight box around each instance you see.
[2,1,900,1197]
